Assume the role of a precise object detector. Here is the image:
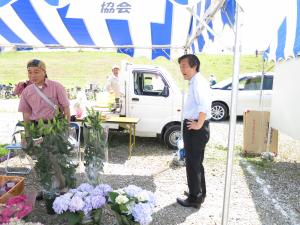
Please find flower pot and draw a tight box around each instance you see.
[44,191,60,215]
[115,213,139,225]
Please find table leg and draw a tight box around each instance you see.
[128,124,133,159]
[133,124,136,148]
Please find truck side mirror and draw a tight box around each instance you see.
[161,86,169,97]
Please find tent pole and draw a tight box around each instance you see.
[221,3,241,225]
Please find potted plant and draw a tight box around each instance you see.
[83,108,108,185]
[23,114,78,214]
[108,185,156,225]
[52,183,112,225]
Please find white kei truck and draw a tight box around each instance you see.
[103,63,183,150]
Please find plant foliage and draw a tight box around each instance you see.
[83,108,108,185]
[23,115,78,193]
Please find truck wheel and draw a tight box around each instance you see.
[163,124,181,150]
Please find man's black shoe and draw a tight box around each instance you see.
[176,197,201,209]
[183,191,206,204]
[36,191,44,201]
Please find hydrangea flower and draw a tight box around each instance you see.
[53,183,111,217]
[69,196,85,212]
[69,189,77,194]
[93,184,113,196]
[63,192,74,199]
[82,196,93,215]
[73,191,89,198]
[136,191,150,202]
[145,191,156,208]
[77,183,94,193]
[0,195,34,224]
[52,196,70,214]
[123,185,143,197]
[132,203,153,225]
[91,195,106,209]
[115,195,129,204]
[108,185,156,225]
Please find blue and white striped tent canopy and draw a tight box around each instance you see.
[0,0,235,59]
[186,0,235,54]
[263,0,300,61]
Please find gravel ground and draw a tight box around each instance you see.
[0,99,299,225]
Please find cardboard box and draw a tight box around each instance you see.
[243,111,278,155]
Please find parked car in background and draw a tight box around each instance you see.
[211,73,274,121]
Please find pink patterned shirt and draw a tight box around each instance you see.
[18,79,69,121]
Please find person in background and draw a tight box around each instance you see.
[18,59,70,123]
[176,54,211,209]
[105,64,122,107]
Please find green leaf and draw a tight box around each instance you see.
[119,204,129,213]
[92,208,102,223]
[108,192,118,202]
[64,212,81,225]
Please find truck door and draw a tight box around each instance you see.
[128,70,173,136]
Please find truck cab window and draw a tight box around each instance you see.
[133,71,168,97]
[263,76,273,90]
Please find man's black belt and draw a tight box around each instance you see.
[184,119,210,123]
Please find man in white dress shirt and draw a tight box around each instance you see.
[176,54,212,209]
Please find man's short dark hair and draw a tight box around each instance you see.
[178,54,200,72]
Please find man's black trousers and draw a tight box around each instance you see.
[183,120,210,199]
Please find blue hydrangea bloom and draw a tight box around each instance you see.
[91,195,106,209]
[132,203,153,225]
[77,183,94,193]
[123,185,143,197]
[82,196,93,215]
[93,184,112,196]
[53,196,70,214]
[146,191,156,207]
[69,196,85,212]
